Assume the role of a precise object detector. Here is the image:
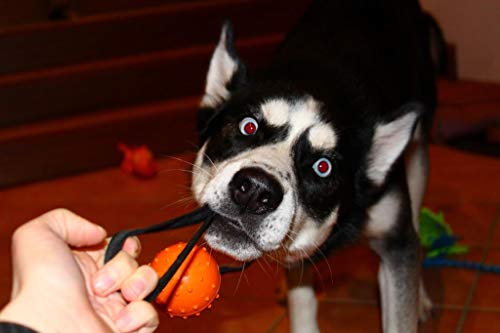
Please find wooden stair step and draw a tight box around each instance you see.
[0,0,48,29]
[0,34,282,128]
[73,0,212,17]
[0,0,310,75]
[0,97,201,188]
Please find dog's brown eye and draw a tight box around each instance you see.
[313,157,332,177]
[239,117,259,136]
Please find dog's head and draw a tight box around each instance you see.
[192,23,422,263]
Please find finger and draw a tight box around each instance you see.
[35,208,107,247]
[121,265,158,302]
[114,301,159,333]
[87,236,141,268]
[10,209,106,289]
[122,236,141,259]
[93,251,138,296]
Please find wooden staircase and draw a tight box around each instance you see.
[0,0,312,187]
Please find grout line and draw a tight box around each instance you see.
[435,304,469,311]
[265,311,286,333]
[321,299,500,312]
[468,306,500,313]
[455,206,500,333]
[455,272,481,333]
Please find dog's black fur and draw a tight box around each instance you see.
[194,0,438,331]
[198,0,435,251]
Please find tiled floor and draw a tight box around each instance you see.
[0,145,499,332]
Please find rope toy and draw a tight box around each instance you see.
[104,205,498,320]
[420,208,500,273]
[104,206,251,318]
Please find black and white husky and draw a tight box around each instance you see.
[192,0,438,331]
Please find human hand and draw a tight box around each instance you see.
[0,209,159,333]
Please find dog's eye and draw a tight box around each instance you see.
[239,117,259,136]
[312,157,332,178]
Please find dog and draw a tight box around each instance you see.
[191,0,439,331]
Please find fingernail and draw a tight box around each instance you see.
[124,236,140,256]
[116,310,133,331]
[97,226,107,235]
[94,274,114,294]
[129,279,146,299]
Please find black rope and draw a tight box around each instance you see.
[219,261,253,274]
[103,206,252,303]
[146,215,214,302]
[104,205,212,263]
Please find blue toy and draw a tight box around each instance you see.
[419,208,500,273]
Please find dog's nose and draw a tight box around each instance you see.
[229,167,284,215]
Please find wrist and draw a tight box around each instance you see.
[0,296,45,333]
[0,288,88,333]
[0,322,38,333]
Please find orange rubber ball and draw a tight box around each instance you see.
[149,242,221,318]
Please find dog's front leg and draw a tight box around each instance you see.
[370,231,420,333]
[286,264,320,333]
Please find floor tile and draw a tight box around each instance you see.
[0,154,197,306]
[461,310,500,333]
[425,146,500,205]
[469,250,500,309]
[0,145,498,332]
[423,247,483,307]
[419,308,463,333]
[420,203,498,246]
[273,301,381,333]
[318,244,379,302]
[216,257,284,301]
[274,302,462,333]
[155,299,284,333]
[315,243,482,308]
[491,211,500,248]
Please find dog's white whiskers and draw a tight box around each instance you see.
[162,155,213,178]
[157,195,195,211]
[304,251,327,291]
[264,252,285,266]
[260,256,274,272]
[256,258,273,280]
[233,262,247,296]
[202,151,218,172]
[285,228,334,286]
[312,247,334,286]
[158,168,208,179]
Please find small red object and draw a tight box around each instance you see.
[118,143,158,178]
[149,242,221,319]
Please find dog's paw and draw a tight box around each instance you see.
[418,288,434,322]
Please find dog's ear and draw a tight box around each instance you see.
[365,102,423,185]
[200,21,247,110]
[197,21,247,141]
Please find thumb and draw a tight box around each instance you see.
[35,209,107,247]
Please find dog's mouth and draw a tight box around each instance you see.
[195,164,297,261]
[204,212,265,261]
[212,214,252,242]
